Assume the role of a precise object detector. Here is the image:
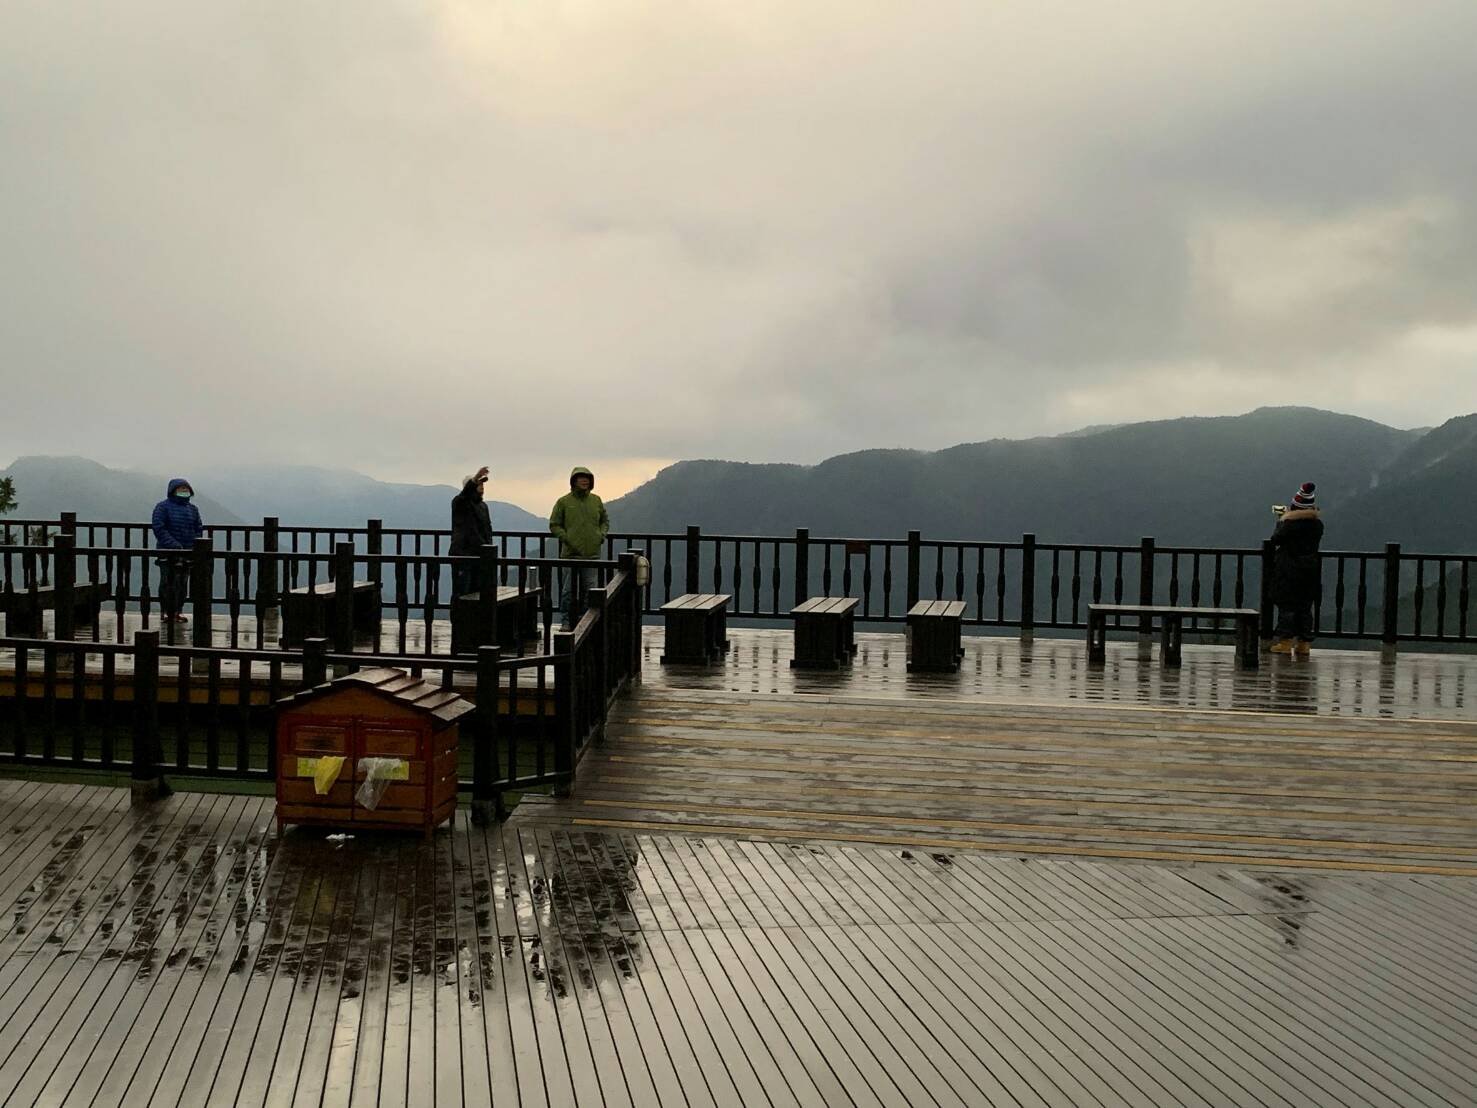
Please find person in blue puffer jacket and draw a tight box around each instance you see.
[151,478,203,622]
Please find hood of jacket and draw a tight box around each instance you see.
[460,476,485,501]
[166,477,193,498]
[569,466,595,493]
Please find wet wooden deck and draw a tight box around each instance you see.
[640,627,1476,718]
[0,781,1473,1107]
[6,616,1475,713]
[502,629,1477,876]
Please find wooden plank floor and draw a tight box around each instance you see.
[6,617,1476,720]
[0,781,1473,1107]
[506,629,1477,876]
[642,627,1477,718]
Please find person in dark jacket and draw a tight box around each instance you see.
[549,466,609,629]
[151,478,204,622]
[449,466,493,598]
[1268,482,1324,657]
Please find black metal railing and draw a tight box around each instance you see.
[0,536,621,657]
[0,551,644,808]
[4,515,1476,650]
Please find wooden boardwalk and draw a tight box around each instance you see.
[504,631,1477,876]
[640,627,1476,718]
[5,616,1474,715]
[0,780,1473,1107]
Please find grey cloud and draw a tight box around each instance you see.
[2,0,1477,491]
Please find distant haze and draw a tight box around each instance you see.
[4,2,1477,493]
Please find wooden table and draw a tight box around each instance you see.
[790,596,859,669]
[659,593,731,665]
[906,599,967,672]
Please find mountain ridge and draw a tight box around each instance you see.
[6,407,1474,552]
[607,407,1447,548]
[0,456,544,533]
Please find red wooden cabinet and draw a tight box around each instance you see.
[274,668,472,838]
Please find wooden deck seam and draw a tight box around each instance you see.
[568,818,1477,876]
[571,797,1477,858]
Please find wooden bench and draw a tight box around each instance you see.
[1087,603,1261,670]
[450,586,543,655]
[281,580,379,647]
[906,600,967,673]
[790,596,859,670]
[0,581,110,638]
[660,593,731,665]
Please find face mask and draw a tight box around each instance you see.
[175,490,192,500]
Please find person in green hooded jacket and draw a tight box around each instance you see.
[549,466,610,629]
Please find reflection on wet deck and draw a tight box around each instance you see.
[0,782,1472,1107]
[502,630,1477,876]
[646,627,1475,718]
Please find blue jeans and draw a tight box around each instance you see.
[559,562,599,628]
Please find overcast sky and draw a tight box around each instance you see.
[4,1,1477,508]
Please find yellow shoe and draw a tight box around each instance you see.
[1269,639,1295,655]
[1294,642,1312,659]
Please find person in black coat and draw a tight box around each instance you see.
[1269,482,1324,657]
[450,466,493,598]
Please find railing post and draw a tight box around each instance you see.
[685,525,701,595]
[553,629,575,796]
[54,533,77,641]
[1381,542,1401,664]
[1138,537,1156,650]
[302,637,329,688]
[131,629,168,802]
[190,537,213,649]
[332,542,354,652]
[367,518,383,598]
[478,545,499,651]
[472,645,503,825]
[906,530,922,610]
[1019,533,1036,641]
[259,516,280,606]
[59,511,77,538]
[794,528,810,607]
[619,551,642,686]
[591,585,610,727]
[1259,538,1276,646]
